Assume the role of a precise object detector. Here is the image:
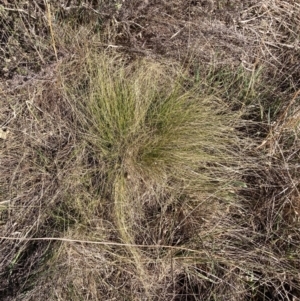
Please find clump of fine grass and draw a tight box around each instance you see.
[66,53,241,191]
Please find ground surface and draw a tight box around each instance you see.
[1,1,300,300]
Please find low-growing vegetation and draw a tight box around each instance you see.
[1,1,299,300]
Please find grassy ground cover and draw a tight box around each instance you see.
[1,1,300,300]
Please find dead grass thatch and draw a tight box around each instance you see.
[1,1,300,301]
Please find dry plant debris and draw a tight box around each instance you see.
[1,1,300,300]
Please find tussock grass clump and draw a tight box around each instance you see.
[68,54,240,190]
